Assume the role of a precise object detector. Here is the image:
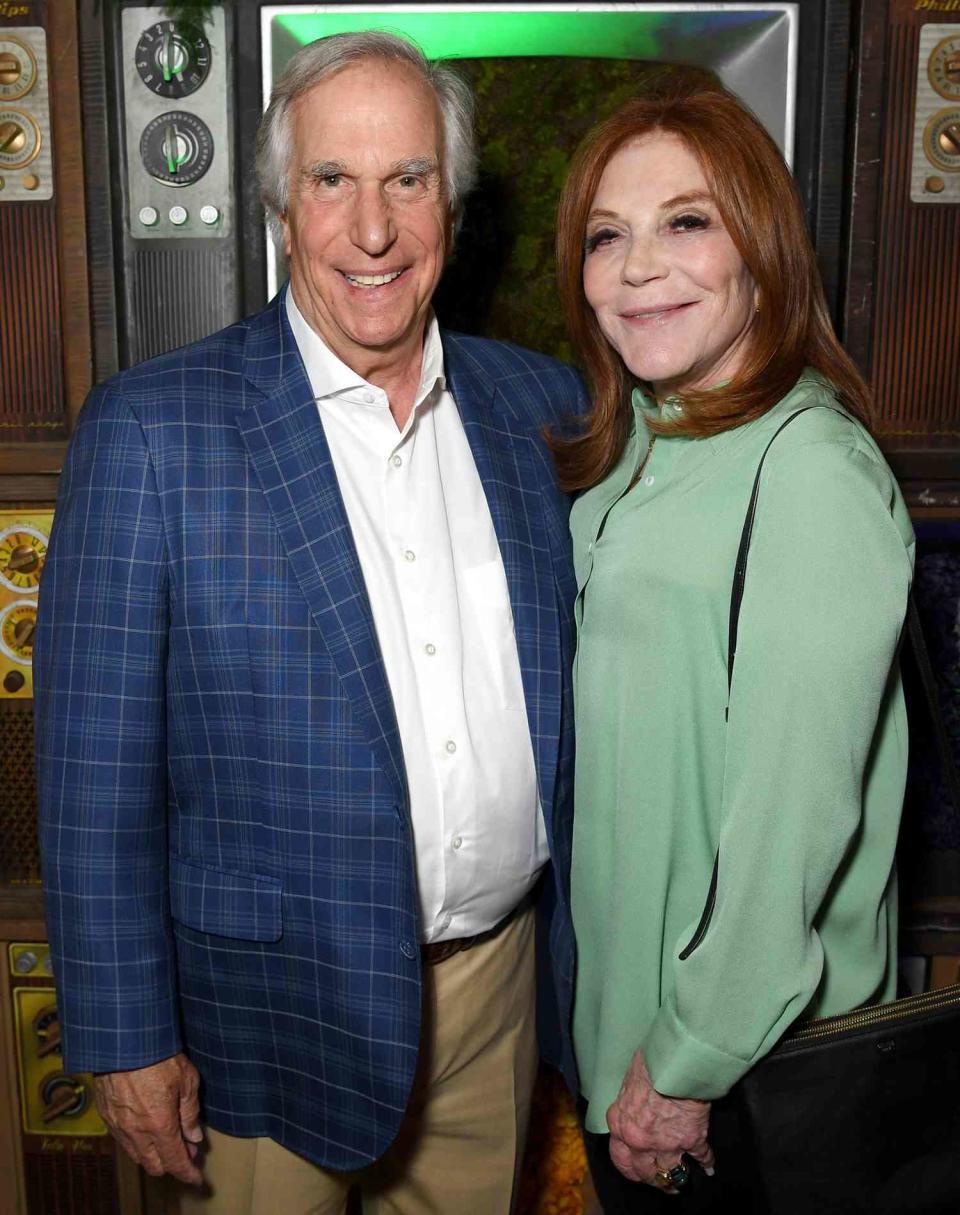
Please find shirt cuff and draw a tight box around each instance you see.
[643,999,750,1100]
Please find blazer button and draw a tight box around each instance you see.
[400,939,417,959]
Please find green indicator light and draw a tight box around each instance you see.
[273,12,665,65]
[164,124,190,175]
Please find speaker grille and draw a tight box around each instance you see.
[0,202,68,441]
[1,700,41,885]
[23,1148,119,1215]
[129,244,236,364]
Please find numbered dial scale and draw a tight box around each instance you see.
[928,34,960,102]
[0,107,41,170]
[135,20,211,99]
[0,36,39,102]
[924,109,960,173]
[0,525,46,593]
[140,110,214,186]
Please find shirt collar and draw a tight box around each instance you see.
[631,384,686,427]
[285,284,446,407]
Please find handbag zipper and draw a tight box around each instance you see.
[780,982,960,1046]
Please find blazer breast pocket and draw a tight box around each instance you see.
[169,855,282,942]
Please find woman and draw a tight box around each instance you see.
[551,78,914,1212]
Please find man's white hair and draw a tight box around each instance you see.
[255,31,478,226]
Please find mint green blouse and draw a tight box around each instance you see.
[570,372,915,1132]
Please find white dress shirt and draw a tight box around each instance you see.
[286,290,547,943]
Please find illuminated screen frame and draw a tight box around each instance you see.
[259,3,799,298]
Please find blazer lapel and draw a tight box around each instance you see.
[237,297,407,804]
[443,336,562,826]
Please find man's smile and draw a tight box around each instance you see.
[341,268,407,289]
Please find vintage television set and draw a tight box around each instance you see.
[0,2,957,1212]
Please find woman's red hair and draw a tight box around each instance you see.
[549,73,871,492]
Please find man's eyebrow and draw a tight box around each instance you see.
[304,159,347,180]
[390,156,440,177]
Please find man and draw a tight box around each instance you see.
[35,31,587,1215]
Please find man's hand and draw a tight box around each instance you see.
[93,1053,204,1185]
[606,1047,715,1191]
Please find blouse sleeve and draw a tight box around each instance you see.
[642,427,914,1099]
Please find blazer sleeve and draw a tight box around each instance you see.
[642,431,914,1098]
[34,385,182,1073]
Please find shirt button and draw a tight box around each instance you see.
[442,913,453,930]
[645,475,655,486]
[445,740,457,754]
[404,549,416,562]
[424,642,437,656]
[451,835,463,851]
[400,939,416,959]
[362,391,374,404]
[391,454,403,468]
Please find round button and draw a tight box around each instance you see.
[644,475,655,486]
[199,203,219,225]
[403,549,416,563]
[13,950,37,975]
[926,176,946,193]
[451,835,462,850]
[3,669,24,693]
[138,205,159,226]
[391,454,403,468]
[21,172,38,189]
[400,939,416,959]
[445,740,457,754]
[168,204,188,225]
[424,642,436,656]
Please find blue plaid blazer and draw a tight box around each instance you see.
[34,292,587,1169]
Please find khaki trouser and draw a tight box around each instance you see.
[166,904,538,1215]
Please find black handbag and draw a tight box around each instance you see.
[703,406,960,1215]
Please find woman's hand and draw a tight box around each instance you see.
[606,1047,715,1190]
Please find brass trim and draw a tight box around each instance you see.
[0,36,38,103]
[0,107,41,170]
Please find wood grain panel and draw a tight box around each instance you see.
[49,0,92,430]
[870,12,960,440]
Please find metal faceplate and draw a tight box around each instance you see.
[120,5,232,239]
[0,28,52,202]
[911,23,960,204]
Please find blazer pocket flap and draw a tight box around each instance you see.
[169,856,282,942]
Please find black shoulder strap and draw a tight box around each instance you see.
[681,406,960,962]
[727,405,960,814]
[726,407,817,711]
